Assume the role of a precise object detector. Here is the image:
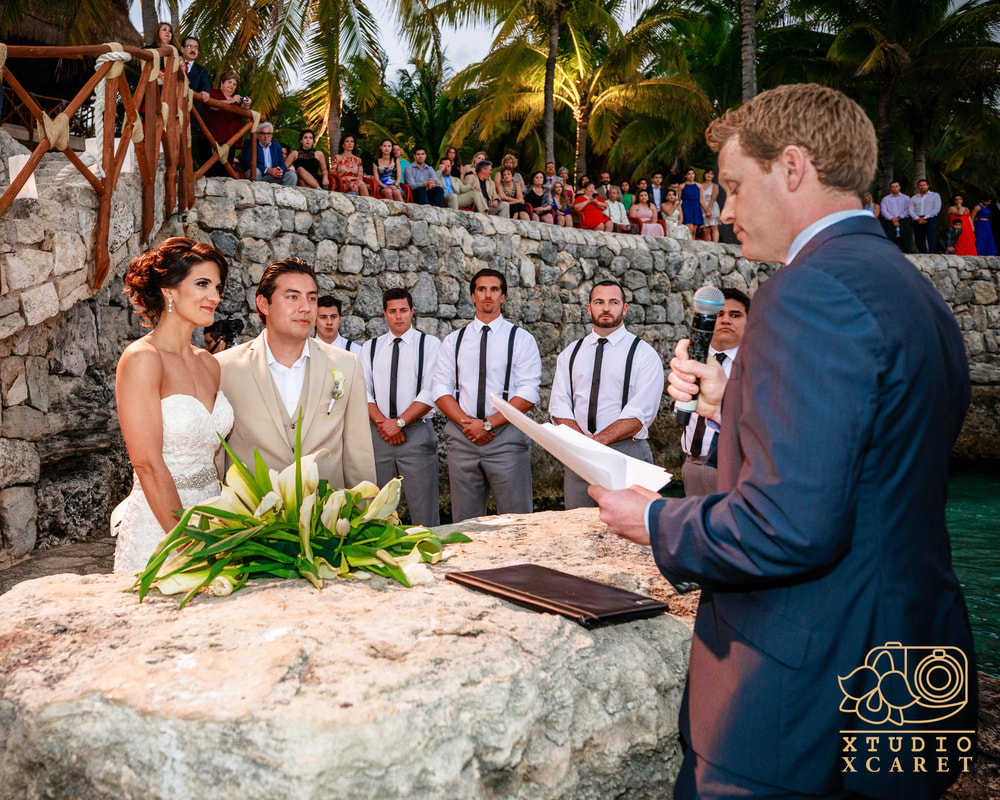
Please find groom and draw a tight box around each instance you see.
[216,257,376,488]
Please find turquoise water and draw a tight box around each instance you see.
[947,467,1000,678]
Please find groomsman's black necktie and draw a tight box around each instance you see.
[588,338,608,434]
[477,325,490,419]
[389,337,403,418]
[690,352,726,456]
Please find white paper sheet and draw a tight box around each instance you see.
[491,393,672,492]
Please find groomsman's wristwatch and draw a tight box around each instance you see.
[395,417,406,428]
[482,419,493,432]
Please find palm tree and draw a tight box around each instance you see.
[741,0,757,100]
[363,58,476,163]
[806,0,1000,193]
[437,0,618,166]
[448,0,711,179]
[183,0,383,152]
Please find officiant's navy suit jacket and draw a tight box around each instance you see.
[649,214,977,798]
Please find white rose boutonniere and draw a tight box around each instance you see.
[327,369,346,414]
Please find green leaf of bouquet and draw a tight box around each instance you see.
[439,531,472,544]
[218,435,257,493]
[296,556,323,590]
[176,558,231,610]
[195,526,270,559]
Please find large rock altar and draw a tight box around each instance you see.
[0,509,693,799]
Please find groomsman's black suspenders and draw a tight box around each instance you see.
[567,334,641,412]
[368,333,428,405]
[453,324,518,405]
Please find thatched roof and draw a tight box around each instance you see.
[6,0,141,48]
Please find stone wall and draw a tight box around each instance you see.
[0,129,172,565]
[1,156,999,562]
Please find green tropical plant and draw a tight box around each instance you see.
[182,0,383,151]
[802,0,1000,192]
[363,58,477,163]
[448,0,712,180]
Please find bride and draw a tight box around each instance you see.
[113,238,235,574]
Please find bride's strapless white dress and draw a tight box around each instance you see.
[112,391,235,575]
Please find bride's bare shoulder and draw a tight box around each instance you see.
[117,337,163,380]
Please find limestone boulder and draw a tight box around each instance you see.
[0,510,693,800]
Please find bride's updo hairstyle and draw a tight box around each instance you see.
[123,237,229,326]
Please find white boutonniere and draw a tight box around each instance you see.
[327,369,345,414]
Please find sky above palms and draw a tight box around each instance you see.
[129,1,494,76]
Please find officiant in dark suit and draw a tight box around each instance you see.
[591,84,977,800]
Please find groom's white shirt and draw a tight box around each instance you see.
[264,333,309,416]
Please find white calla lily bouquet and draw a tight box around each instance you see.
[133,413,470,608]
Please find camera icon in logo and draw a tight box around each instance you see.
[838,642,968,726]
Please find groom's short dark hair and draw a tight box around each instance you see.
[256,258,317,323]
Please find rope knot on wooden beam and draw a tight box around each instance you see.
[0,44,7,86]
[250,110,261,133]
[96,43,129,79]
[146,50,160,81]
[215,143,229,163]
[35,112,71,151]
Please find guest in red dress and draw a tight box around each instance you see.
[947,193,977,256]
[573,179,613,231]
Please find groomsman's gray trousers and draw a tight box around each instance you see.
[563,438,653,509]
[370,420,440,527]
[443,421,532,522]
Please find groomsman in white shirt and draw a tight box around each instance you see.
[315,295,363,355]
[909,178,942,254]
[549,281,665,508]
[680,287,749,495]
[363,288,442,526]
[432,268,542,522]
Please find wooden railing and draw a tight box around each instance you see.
[0,42,265,293]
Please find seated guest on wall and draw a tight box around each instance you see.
[549,280,663,509]
[363,288,442,527]
[239,122,297,185]
[629,189,664,236]
[315,296,363,355]
[620,180,634,211]
[573,178,613,231]
[498,167,529,220]
[550,180,574,227]
[465,160,510,217]
[393,143,410,175]
[332,135,370,196]
[202,70,250,176]
[286,129,329,189]
[605,186,631,233]
[404,147,445,206]
[524,171,555,224]
[495,153,525,194]
[438,157,485,212]
[444,146,463,178]
[373,138,404,201]
[462,150,488,181]
[557,166,574,198]
[543,161,558,191]
[661,188,690,239]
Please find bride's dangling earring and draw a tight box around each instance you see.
[168,296,173,313]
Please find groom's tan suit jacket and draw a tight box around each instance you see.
[215,332,376,489]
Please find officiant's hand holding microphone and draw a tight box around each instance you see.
[591,286,730,542]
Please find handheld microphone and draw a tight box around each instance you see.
[674,285,725,426]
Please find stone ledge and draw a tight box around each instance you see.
[0,509,692,799]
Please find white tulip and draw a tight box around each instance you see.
[320,491,347,533]
[357,478,402,523]
[402,561,433,586]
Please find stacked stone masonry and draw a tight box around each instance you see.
[1,156,998,563]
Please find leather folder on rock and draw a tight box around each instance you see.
[446,564,669,628]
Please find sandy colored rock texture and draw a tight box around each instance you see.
[0,509,694,800]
